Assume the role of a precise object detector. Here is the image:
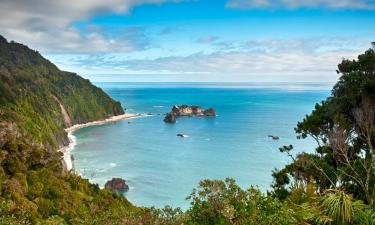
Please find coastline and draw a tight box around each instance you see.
[59,113,143,171]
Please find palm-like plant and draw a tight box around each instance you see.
[320,190,354,225]
[319,189,375,225]
[352,201,375,225]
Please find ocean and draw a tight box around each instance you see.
[71,82,330,209]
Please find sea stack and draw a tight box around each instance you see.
[164,105,216,123]
[104,178,129,194]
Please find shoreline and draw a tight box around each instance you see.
[59,113,143,171]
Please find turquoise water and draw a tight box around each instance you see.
[72,83,329,209]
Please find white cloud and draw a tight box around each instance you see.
[0,0,180,53]
[120,49,359,73]
[1,0,371,82]
[57,37,369,82]
[226,0,375,9]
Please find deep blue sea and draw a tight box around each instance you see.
[71,82,330,209]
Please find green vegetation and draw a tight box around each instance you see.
[0,35,374,224]
[271,49,375,206]
[0,125,138,224]
[0,36,142,224]
[0,35,123,149]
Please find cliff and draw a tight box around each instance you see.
[0,35,124,150]
[0,36,136,224]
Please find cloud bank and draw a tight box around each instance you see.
[0,0,178,53]
[0,0,372,82]
[62,38,367,78]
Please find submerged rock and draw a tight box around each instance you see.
[104,178,129,194]
[164,105,216,123]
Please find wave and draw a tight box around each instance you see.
[96,162,118,173]
[62,131,77,171]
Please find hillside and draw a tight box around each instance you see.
[0,36,141,224]
[0,34,124,150]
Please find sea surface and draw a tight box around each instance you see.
[72,82,330,209]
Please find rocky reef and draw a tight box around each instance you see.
[164,105,216,123]
[104,178,129,194]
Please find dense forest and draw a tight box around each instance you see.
[0,35,124,149]
[0,36,374,224]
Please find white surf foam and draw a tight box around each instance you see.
[62,131,77,171]
[60,114,145,171]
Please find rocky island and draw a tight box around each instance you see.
[105,178,130,194]
[164,105,216,123]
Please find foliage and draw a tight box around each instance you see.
[186,178,296,225]
[272,49,375,208]
[0,35,138,224]
[0,35,124,149]
[0,120,148,224]
[320,190,358,225]
[1,35,375,224]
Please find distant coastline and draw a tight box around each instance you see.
[59,113,143,171]
[94,81,334,91]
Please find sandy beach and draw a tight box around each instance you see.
[59,113,142,170]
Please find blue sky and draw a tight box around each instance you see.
[1,0,374,83]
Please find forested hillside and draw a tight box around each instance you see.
[0,36,141,224]
[0,35,124,149]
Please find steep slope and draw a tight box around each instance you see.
[0,36,138,224]
[0,35,124,149]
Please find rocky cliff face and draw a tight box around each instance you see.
[164,105,216,123]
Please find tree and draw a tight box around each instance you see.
[272,48,375,206]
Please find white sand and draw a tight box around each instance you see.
[59,113,143,170]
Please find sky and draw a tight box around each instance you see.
[0,0,374,83]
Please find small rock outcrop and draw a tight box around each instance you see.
[104,178,129,193]
[164,112,177,123]
[203,108,216,116]
[268,135,280,140]
[164,105,216,123]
